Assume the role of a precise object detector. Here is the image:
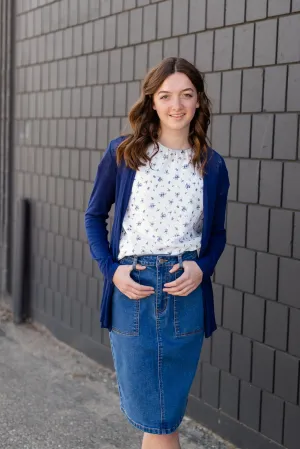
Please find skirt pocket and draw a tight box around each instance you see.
[111,267,140,336]
[173,268,204,337]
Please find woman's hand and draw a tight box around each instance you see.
[163,261,203,296]
[112,264,155,300]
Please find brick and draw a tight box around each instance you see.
[101,0,111,16]
[71,88,80,118]
[143,4,156,41]
[58,60,67,88]
[67,119,76,148]
[138,0,150,5]
[239,381,261,431]
[135,44,148,80]
[260,161,282,207]
[103,85,114,117]
[277,115,298,159]
[254,19,277,66]
[86,119,97,149]
[256,253,278,300]
[243,294,265,342]
[58,120,66,147]
[93,19,104,52]
[233,24,254,69]
[97,118,109,149]
[212,327,231,371]
[287,64,300,111]
[157,1,172,39]
[293,0,300,10]
[179,35,195,63]
[221,71,242,113]
[211,115,230,157]
[220,372,239,419]
[68,268,77,298]
[278,15,300,63]
[225,158,238,201]
[89,0,100,20]
[195,31,213,73]
[83,22,93,54]
[172,0,188,36]
[98,52,109,84]
[263,66,287,112]
[61,149,70,178]
[109,118,121,141]
[67,59,76,87]
[121,47,134,81]
[76,119,87,148]
[283,162,300,208]
[75,181,84,211]
[265,301,288,351]
[110,49,121,83]
[223,287,243,333]
[238,159,259,203]
[112,0,123,13]
[247,205,269,252]
[226,0,245,25]
[278,258,300,308]
[124,0,136,9]
[232,334,252,381]
[269,209,293,257]
[73,25,83,57]
[294,212,300,259]
[261,392,284,444]
[235,247,255,294]
[268,0,291,16]
[231,115,251,158]
[205,73,221,114]
[129,9,142,44]
[117,12,129,47]
[274,351,299,403]
[284,403,300,449]
[87,54,98,85]
[289,308,300,359]
[214,28,233,71]
[214,245,234,287]
[91,86,103,117]
[189,0,205,33]
[105,15,116,50]
[242,68,263,112]
[226,203,246,247]
[115,84,127,116]
[78,1,89,22]
[201,363,220,408]
[207,0,225,29]
[149,41,163,68]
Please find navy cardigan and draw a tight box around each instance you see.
[85,136,230,338]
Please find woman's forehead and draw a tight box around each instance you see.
[156,73,195,93]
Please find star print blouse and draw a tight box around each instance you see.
[117,142,204,260]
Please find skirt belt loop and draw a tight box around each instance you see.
[178,254,183,269]
[132,255,138,270]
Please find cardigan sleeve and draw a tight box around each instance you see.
[84,141,120,282]
[195,157,230,278]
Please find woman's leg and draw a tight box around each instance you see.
[141,431,181,449]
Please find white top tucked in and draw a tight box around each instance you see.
[117,142,204,260]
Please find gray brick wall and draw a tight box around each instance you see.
[8,0,300,448]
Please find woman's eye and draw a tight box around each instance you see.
[184,94,193,98]
[160,95,168,100]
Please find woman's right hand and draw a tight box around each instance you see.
[112,264,155,300]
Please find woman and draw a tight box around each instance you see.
[85,57,229,449]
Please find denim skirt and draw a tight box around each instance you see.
[109,250,204,435]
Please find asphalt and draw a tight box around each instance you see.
[0,301,237,449]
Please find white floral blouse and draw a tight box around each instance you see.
[117,142,204,260]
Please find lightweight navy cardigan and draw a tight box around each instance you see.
[85,136,230,338]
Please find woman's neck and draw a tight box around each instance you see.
[157,130,190,150]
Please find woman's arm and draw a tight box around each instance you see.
[195,157,230,279]
[85,141,120,282]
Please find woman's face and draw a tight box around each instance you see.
[152,72,199,133]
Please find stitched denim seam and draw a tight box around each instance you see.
[120,406,184,434]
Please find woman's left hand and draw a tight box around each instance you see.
[163,261,203,296]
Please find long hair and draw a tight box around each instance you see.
[116,57,211,175]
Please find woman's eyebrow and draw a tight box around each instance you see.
[158,88,194,94]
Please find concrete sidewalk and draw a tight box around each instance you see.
[0,302,237,449]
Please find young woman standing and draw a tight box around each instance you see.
[85,57,230,449]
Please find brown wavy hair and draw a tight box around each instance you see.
[116,57,211,175]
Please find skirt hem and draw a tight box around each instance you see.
[120,406,184,435]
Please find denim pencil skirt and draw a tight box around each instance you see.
[109,250,205,435]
